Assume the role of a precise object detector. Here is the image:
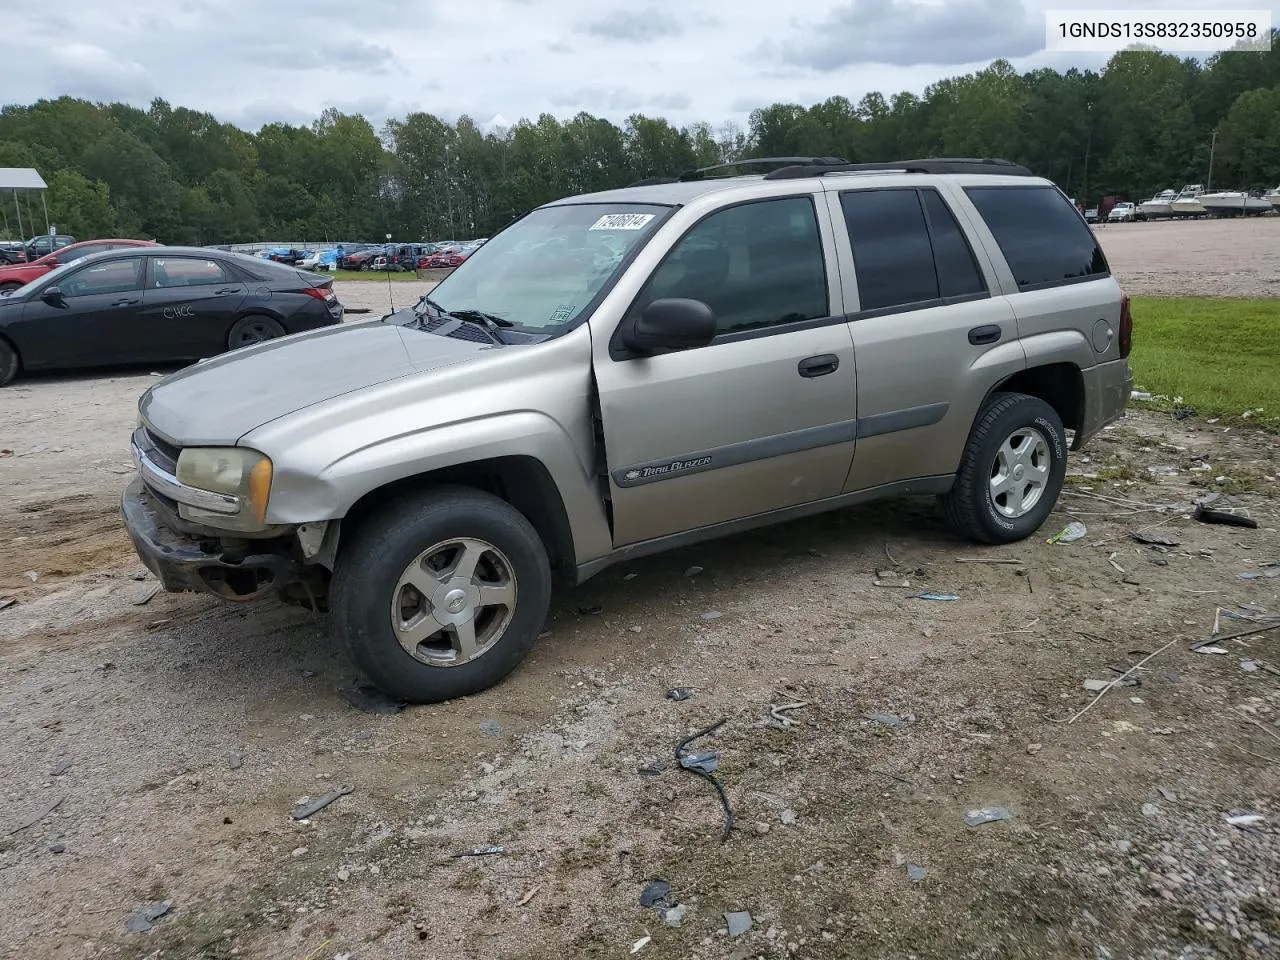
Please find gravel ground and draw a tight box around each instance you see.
[1,219,1278,960]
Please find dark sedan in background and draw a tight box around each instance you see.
[0,246,344,386]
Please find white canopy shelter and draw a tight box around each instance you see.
[0,168,51,241]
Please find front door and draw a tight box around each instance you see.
[592,194,858,547]
[17,255,149,368]
[139,255,248,359]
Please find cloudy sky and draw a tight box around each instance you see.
[8,0,1277,132]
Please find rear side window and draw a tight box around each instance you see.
[964,186,1108,290]
[840,188,987,313]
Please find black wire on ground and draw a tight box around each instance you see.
[674,717,735,842]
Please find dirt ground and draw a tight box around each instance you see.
[1,219,1278,960]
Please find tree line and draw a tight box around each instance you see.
[2,39,1278,246]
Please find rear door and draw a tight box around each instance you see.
[16,256,149,367]
[139,255,248,359]
[824,183,1023,493]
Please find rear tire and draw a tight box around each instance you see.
[0,339,19,386]
[226,315,286,350]
[942,392,1067,544]
[332,485,551,704]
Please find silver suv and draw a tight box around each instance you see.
[122,157,1134,703]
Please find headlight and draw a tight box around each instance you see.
[175,447,273,531]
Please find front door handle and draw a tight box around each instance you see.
[214,288,239,296]
[112,297,140,307]
[968,324,1001,345]
[798,354,840,378]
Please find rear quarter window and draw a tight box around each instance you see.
[964,185,1108,291]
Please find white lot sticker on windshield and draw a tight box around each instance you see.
[549,304,576,323]
[589,213,655,231]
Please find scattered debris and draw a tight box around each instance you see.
[342,684,406,715]
[479,719,503,736]
[1082,679,1113,692]
[954,557,1024,564]
[7,796,63,835]
[674,718,734,841]
[1194,645,1229,655]
[578,604,603,616]
[517,885,541,907]
[1225,813,1265,828]
[227,751,245,771]
[1047,521,1088,544]
[1026,743,1042,755]
[639,880,672,909]
[725,911,753,937]
[0,597,15,611]
[907,864,928,881]
[630,935,651,954]
[678,751,720,774]
[24,570,39,583]
[132,584,161,606]
[1192,620,1280,651]
[1194,504,1258,528]
[874,579,913,588]
[291,785,354,820]
[780,809,797,825]
[637,761,667,776]
[863,712,905,727]
[754,821,770,835]
[700,610,722,620]
[1142,803,1160,817]
[1241,660,1259,673]
[915,593,959,602]
[51,760,72,777]
[964,807,1012,827]
[1239,569,1280,580]
[1066,638,1178,724]
[1131,390,1153,400]
[1158,788,1178,802]
[49,842,65,854]
[665,688,694,702]
[1131,531,1180,547]
[684,565,703,577]
[662,903,689,927]
[453,845,505,858]
[769,700,808,728]
[126,902,171,933]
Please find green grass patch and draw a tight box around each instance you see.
[330,269,422,281]
[1129,296,1280,429]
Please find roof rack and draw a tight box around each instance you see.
[763,157,1035,180]
[626,156,851,188]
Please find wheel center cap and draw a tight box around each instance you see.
[1013,465,1025,481]
[443,588,468,614]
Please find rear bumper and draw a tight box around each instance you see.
[121,477,304,601]
[1075,358,1133,449]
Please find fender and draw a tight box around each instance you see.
[252,410,615,565]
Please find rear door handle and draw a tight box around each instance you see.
[968,324,1002,345]
[214,288,239,296]
[798,354,840,378]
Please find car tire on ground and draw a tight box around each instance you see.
[0,282,21,294]
[941,391,1067,545]
[0,338,20,387]
[226,315,286,351]
[331,485,552,704]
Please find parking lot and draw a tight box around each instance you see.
[1,219,1278,960]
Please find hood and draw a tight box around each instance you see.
[140,319,497,446]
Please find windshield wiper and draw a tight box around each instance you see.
[448,309,514,328]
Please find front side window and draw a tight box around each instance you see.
[633,197,828,335]
[61,258,144,297]
[427,203,668,332]
[152,258,228,288]
[964,185,1108,289]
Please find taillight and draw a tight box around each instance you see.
[300,286,330,301]
[1118,294,1132,358]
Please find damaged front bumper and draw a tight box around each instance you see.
[121,477,305,601]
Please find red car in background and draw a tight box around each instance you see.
[419,246,469,269]
[0,239,157,294]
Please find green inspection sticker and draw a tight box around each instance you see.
[549,304,575,322]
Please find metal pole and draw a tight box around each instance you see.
[40,191,50,235]
[13,190,23,241]
[1207,130,1216,191]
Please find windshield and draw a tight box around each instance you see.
[426,203,669,332]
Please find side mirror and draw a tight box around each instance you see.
[622,298,716,354]
[41,286,65,305]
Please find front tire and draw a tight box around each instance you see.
[942,392,1067,544]
[0,339,20,386]
[332,485,552,704]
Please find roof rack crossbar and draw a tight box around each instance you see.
[673,156,850,182]
[763,157,1035,180]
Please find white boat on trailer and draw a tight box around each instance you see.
[1169,184,1206,216]
[1200,190,1273,216]
[1266,187,1280,211]
[1138,188,1177,219]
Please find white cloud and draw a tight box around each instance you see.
[3,0,1276,131]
